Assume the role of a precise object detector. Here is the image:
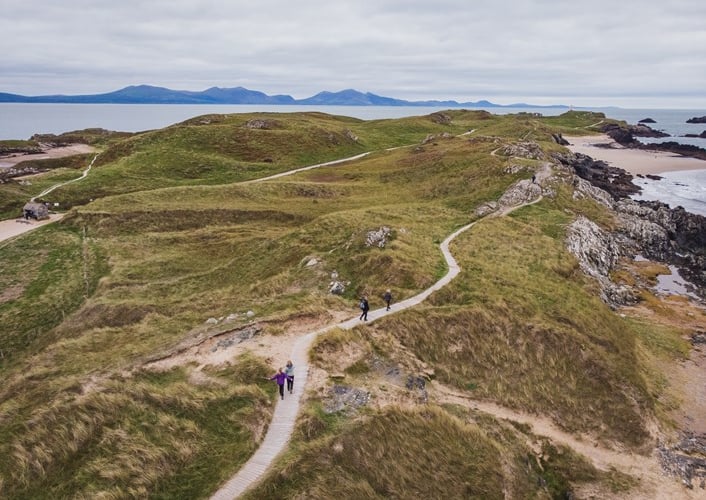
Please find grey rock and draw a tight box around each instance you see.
[365,226,392,248]
[323,385,370,414]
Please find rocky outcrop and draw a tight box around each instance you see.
[601,122,706,161]
[555,152,640,199]
[616,201,706,291]
[558,151,706,300]
[684,131,706,139]
[566,216,636,305]
[328,270,349,295]
[657,432,706,490]
[245,119,278,129]
[650,141,706,161]
[497,179,542,207]
[551,133,570,145]
[323,385,370,414]
[603,122,669,140]
[686,116,706,124]
[365,226,392,247]
[422,132,454,144]
[499,141,545,160]
[0,145,43,156]
[638,118,657,123]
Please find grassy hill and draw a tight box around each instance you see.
[0,110,697,498]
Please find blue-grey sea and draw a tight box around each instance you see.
[586,108,706,216]
[1,103,705,215]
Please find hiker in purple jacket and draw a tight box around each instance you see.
[270,368,288,400]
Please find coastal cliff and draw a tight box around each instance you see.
[556,151,706,303]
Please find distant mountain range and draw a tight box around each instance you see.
[0,85,567,108]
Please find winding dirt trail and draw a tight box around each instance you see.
[0,151,99,244]
[431,383,698,499]
[30,152,99,202]
[3,137,696,498]
[210,157,700,498]
[211,195,544,499]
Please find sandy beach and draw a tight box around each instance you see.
[0,143,95,169]
[563,134,706,176]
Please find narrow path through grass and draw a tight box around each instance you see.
[211,185,544,498]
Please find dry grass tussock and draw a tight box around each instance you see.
[5,109,693,497]
[1,356,274,498]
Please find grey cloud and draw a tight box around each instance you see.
[1,0,705,107]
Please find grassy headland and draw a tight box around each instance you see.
[0,110,695,498]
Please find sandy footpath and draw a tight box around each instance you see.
[0,214,64,243]
[564,134,706,175]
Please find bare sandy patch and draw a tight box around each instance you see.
[145,310,352,373]
[0,143,95,169]
[564,134,706,176]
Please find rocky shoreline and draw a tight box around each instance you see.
[554,144,706,491]
[555,151,706,303]
[602,122,706,161]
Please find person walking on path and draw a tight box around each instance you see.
[383,289,392,311]
[359,296,369,321]
[285,360,294,394]
[269,368,288,400]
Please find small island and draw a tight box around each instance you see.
[686,115,706,124]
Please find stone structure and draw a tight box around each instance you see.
[22,202,49,220]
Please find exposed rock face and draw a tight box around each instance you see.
[421,132,454,144]
[245,119,277,129]
[616,201,706,291]
[686,116,706,124]
[429,112,452,125]
[329,281,346,295]
[365,226,392,247]
[497,179,542,207]
[558,151,706,300]
[657,432,706,490]
[0,145,43,155]
[474,201,498,217]
[602,122,669,140]
[344,129,359,142]
[551,133,570,145]
[684,131,706,139]
[566,216,636,305]
[601,122,706,161]
[499,141,545,160]
[646,141,706,161]
[555,152,640,199]
[323,385,370,414]
[329,270,349,295]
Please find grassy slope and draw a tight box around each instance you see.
[0,110,687,498]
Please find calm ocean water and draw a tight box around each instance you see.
[1,103,705,215]
[0,103,572,140]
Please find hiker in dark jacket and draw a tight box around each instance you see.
[359,296,369,321]
[383,289,392,311]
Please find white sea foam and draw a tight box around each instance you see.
[632,169,706,216]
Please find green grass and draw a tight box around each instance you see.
[0,109,686,497]
[383,201,655,447]
[1,354,273,500]
[243,406,507,499]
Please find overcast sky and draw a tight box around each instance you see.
[2,0,705,108]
